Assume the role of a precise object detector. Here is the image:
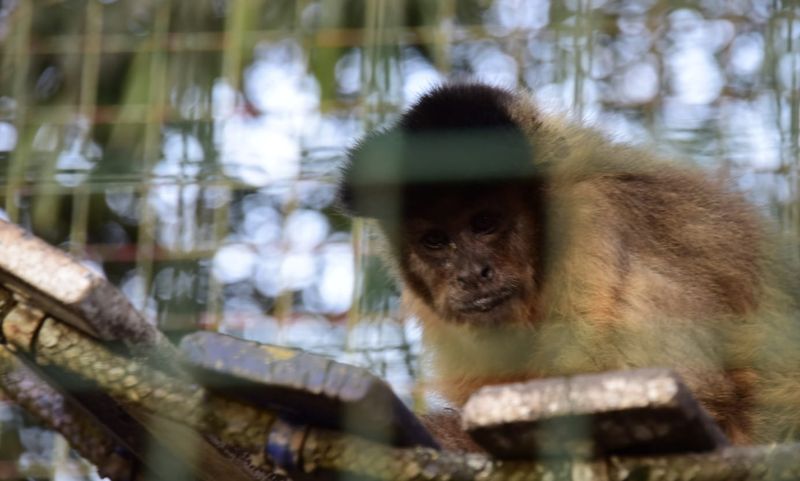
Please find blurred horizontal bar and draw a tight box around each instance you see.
[271,420,800,481]
[14,26,568,54]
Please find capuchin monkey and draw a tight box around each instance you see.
[337,83,800,447]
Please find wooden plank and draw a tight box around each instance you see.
[180,331,439,449]
[463,368,729,459]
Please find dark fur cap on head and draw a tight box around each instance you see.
[337,84,538,220]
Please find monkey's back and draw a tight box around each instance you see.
[538,137,800,443]
[531,118,767,318]
[581,170,760,318]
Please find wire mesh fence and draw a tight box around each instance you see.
[0,0,799,478]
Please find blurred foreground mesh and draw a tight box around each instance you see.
[0,0,799,478]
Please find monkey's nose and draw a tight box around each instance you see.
[458,265,493,287]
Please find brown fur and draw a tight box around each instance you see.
[342,85,800,445]
[419,409,485,452]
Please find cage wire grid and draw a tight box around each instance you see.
[0,0,799,479]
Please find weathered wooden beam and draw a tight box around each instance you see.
[0,220,160,346]
[180,331,439,449]
[463,369,729,459]
[0,219,282,481]
[0,346,140,481]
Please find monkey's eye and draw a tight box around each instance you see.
[420,230,449,250]
[470,212,500,235]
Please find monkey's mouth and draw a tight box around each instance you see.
[458,288,517,313]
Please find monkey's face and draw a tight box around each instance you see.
[397,183,542,326]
